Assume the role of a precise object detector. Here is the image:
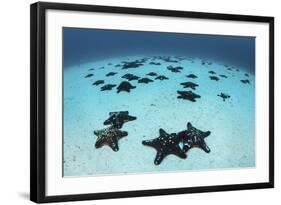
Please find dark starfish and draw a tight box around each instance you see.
[209,76,220,81]
[116,81,136,93]
[142,129,187,165]
[146,72,158,77]
[106,72,117,77]
[122,73,140,81]
[94,126,128,152]
[241,79,250,84]
[155,75,169,80]
[178,122,211,153]
[209,70,216,74]
[149,62,161,65]
[177,90,201,102]
[180,81,199,90]
[167,66,183,73]
[103,111,137,129]
[186,74,198,79]
[219,74,228,78]
[92,80,104,86]
[122,60,144,69]
[122,73,132,78]
[217,92,231,101]
[84,73,94,78]
[100,84,116,91]
[138,77,154,84]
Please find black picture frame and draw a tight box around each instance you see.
[30,1,274,203]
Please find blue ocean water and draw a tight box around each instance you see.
[64,28,255,73]
[63,27,255,177]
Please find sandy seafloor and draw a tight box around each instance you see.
[63,55,255,177]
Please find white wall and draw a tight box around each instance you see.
[0,0,279,204]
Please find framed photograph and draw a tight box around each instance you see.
[30,2,274,203]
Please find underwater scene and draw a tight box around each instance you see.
[63,28,255,177]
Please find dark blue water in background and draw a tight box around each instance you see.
[63,27,255,73]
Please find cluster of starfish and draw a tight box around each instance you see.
[94,111,137,152]
[142,122,211,165]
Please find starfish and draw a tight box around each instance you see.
[103,111,137,129]
[177,90,201,102]
[186,74,198,79]
[122,60,144,69]
[146,72,158,76]
[142,129,187,165]
[208,70,216,74]
[94,126,128,152]
[100,84,116,91]
[149,62,161,65]
[84,73,94,78]
[217,92,230,101]
[167,66,183,73]
[155,75,169,80]
[92,80,104,86]
[219,74,228,78]
[138,77,154,84]
[241,79,250,84]
[122,73,140,81]
[209,76,220,81]
[116,81,136,93]
[106,72,117,77]
[178,122,211,153]
[180,81,199,90]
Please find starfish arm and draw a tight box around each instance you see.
[94,129,102,136]
[203,131,211,138]
[108,138,119,152]
[116,130,128,139]
[103,118,112,126]
[154,151,165,165]
[142,139,157,147]
[159,128,168,136]
[95,137,106,148]
[200,141,211,153]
